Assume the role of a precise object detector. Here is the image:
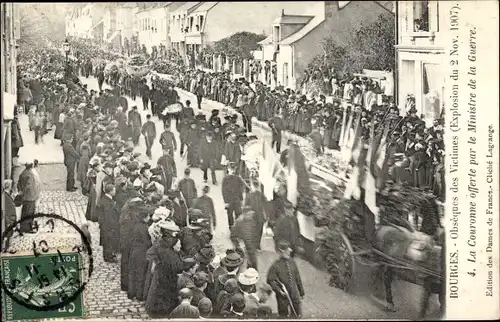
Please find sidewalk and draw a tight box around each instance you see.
[16,114,64,165]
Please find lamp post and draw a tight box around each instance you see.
[63,39,70,78]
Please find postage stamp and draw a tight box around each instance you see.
[1,252,85,321]
[1,213,92,321]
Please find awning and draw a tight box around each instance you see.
[90,18,104,31]
[2,92,16,121]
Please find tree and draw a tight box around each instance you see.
[345,14,395,73]
[306,13,395,77]
[18,3,68,49]
[211,31,266,61]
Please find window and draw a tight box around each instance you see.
[399,60,416,114]
[199,16,204,30]
[422,63,443,125]
[413,1,429,32]
[189,17,194,31]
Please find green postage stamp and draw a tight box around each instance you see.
[1,251,85,321]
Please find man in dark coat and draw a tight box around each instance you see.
[273,201,303,258]
[267,240,305,318]
[150,84,161,116]
[159,123,177,157]
[268,112,285,153]
[62,110,77,147]
[245,182,266,251]
[180,100,195,121]
[141,114,157,159]
[97,69,105,92]
[192,185,216,233]
[63,133,80,192]
[198,132,218,185]
[195,81,204,110]
[17,162,40,233]
[177,168,197,208]
[222,133,241,174]
[157,149,177,191]
[128,106,142,146]
[221,165,245,228]
[140,80,150,110]
[230,206,259,270]
[97,183,120,262]
[115,107,129,140]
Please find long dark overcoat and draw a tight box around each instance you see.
[145,236,184,318]
[127,220,151,300]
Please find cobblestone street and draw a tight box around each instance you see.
[4,75,442,320]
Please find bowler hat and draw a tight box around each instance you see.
[221,252,243,268]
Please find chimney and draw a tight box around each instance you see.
[282,9,285,16]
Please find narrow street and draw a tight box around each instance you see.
[8,75,441,320]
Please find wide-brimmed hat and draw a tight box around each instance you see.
[157,220,179,232]
[221,252,244,268]
[238,268,260,286]
[182,257,198,271]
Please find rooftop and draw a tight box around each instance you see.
[170,2,202,14]
[191,1,218,14]
[273,14,314,25]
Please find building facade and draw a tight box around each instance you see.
[103,3,121,47]
[395,0,445,125]
[1,2,21,232]
[169,2,200,58]
[116,3,140,53]
[65,3,105,41]
[261,1,393,90]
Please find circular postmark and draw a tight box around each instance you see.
[1,212,93,313]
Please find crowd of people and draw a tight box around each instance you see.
[168,68,445,198]
[9,40,311,319]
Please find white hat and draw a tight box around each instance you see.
[238,268,260,286]
[153,207,171,221]
[133,177,142,187]
[157,220,179,232]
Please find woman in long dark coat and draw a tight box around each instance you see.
[85,163,100,222]
[127,206,152,300]
[119,193,143,292]
[145,224,184,318]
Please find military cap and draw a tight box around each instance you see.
[132,152,142,158]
